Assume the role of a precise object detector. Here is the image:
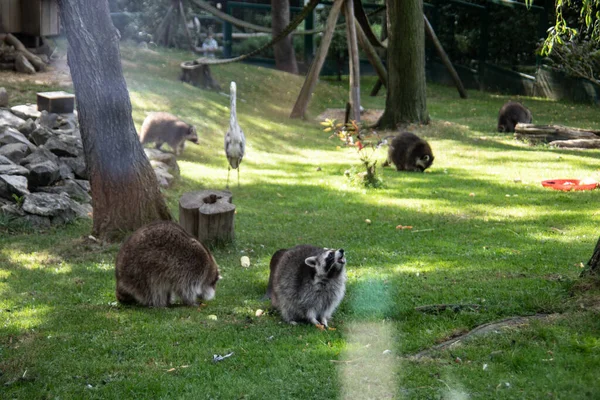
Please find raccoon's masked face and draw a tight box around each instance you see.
[415,154,434,171]
[187,126,199,144]
[305,249,346,277]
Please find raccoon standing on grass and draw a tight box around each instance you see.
[139,112,198,155]
[384,132,434,172]
[115,221,221,307]
[497,101,532,133]
[266,245,347,328]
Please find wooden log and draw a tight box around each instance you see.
[515,123,600,143]
[344,0,361,123]
[179,190,235,243]
[549,139,600,149]
[354,17,387,88]
[290,0,344,119]
[3,33,47,71]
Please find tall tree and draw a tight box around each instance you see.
[57,0,172,241]
[272,0,299,74]
[377,0,429,128]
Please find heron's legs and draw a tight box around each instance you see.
[237,166,240,188]
[226,166,231,189]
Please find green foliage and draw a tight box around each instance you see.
[543,38,600,81]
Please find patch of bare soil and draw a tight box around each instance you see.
[0,55,72,87]
[317,108,384,125]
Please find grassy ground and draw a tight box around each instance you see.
[2,45,600,399]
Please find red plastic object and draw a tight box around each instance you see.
[541,179,598,191]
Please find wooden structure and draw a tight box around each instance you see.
[0,0,60,37]
[37,91,75,114]
[179,190,236,244]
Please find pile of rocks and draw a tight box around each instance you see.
[0,102,91,228]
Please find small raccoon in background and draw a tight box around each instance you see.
[385,132,434,172]
[497,101,532,133]
[139,112,198,155]
[115,221,220,307]
[266,245,347,327]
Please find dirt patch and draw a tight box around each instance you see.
[317,108,384,125]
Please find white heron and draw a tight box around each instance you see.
[225,81,246,188]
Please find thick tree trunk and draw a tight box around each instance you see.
[57,0,172,241]
[378,0,429,128]
[272,0,299,74]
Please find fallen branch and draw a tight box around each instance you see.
[515,123,600,143]
[410,314,555,360]
[1,33,47,72]
[415,304,481,314]
[549,139,600,149]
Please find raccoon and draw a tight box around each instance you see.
[497,101,532,133]
[266,245,347,327]
[115,221,220,307]
[385,132,434,172]
[139,112,198,155]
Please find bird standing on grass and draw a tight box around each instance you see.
[225,81,246,188]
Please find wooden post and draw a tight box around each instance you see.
[424,15,467,99]
[179,190,235,243]
[290,0,344,119]
[354,17,387,88]
[178,0,196,52]
[344,0,361,123]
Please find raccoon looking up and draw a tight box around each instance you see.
[266,245,347,328]
[385,132,434,172]
[115,221,220,307]
[497,101,532,133]
[139,112,198,155]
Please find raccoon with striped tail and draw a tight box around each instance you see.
[265,245,347,328]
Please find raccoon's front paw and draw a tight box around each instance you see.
[315,324,326,331]
[289,321,298,326]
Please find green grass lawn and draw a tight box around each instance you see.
[2,45,600,399]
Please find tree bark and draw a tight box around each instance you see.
[272,0,299,74]
[377,0,429,128]
[515,123,600,143]
[57,0,172,241]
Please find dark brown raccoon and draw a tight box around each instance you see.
[139,112,198,155]
[115,221,220,307]
[386,132,434,172]
[266,245,346,327]
[497,101,532,133]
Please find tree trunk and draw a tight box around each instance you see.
[377,0,429,128]
[272,0,299,74]
[57,0,172,241]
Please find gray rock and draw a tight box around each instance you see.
[29,126,54,146]
[17,119,37,138]
[74,179,90,193]
[0,174,30,200]
[0,109,26,127]
[0,143,30,163]
[23,214,52,229]
[1,203,25,217]
[68,199,92,219]
[58,162,75,180]
[0,155,14,165]
[0,163,29,176]
[62,156,87,179]
[154,166,175,188]
[22,192,72,218]
[11,104,41,120]
[15,53,35,74]
[37,110,59,129]
[26,160,60,188]
[145,148,179,173]
[0,125,36,150]
[20,146,59,166]
[0,87,8,107]
[45,134,82,157]
[37,179,91,203]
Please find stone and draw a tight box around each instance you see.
[17,119,37,138]
[26,160,60,188]
[68,199,92,219]
[0,143,30,163]
[0,87,8,107]
[0,125,36,150]
[11,104,41,120]
[146,149,180,176]
[153,164,175,188]
[23,214,52,229]
[37,179,91,203]
[37,110,60,129]
[62,156,87,179]
[22,192,73,218]
[44,134,82,157]
[0,163,29,176]
[0,109,26,127]
[20,147,59,166]
[0,155,14,165]
[15,53,35,74]
[1,203,25,217]
[29,126,54,146]
[74,179,90,193]
[58,162,75,180]
[0,174,30,200]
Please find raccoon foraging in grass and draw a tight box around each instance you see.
[139,112,198,155]
[115,221,220,307]
[497,101,532,133]
[266,245,347,327]
[385,132,434,172]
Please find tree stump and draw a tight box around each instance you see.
[180,60,221,91]
[179,190,235,244]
